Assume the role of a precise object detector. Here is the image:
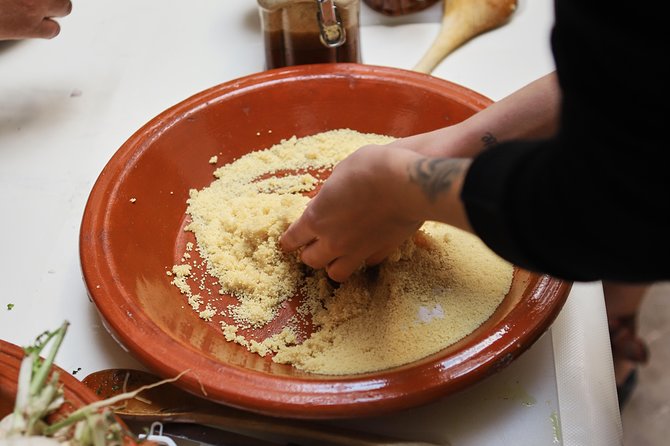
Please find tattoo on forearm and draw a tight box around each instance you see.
[482,132,498,148]
[408,158,465,203]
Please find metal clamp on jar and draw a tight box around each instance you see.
[257,0,361,69]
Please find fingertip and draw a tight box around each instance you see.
[279,220,316,253]
[325,266,351,284]
[50,0,73,17]
[279,225,298,252]
[325,258,360,283]
[38,19,61,39]
[366,246,395,266]
[278,232,290,252]
[298,243,331,270]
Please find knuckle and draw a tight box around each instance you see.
[301,206,321,232]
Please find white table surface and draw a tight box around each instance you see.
[0,1,622,445]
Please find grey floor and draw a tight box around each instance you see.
[621,282,670,445]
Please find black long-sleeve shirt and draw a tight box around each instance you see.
[461,0,669,282]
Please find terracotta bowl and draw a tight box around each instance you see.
[79,64,571,419]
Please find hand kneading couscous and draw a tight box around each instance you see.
[169,129,513,375]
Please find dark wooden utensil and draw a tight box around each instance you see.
[82,368,445,446]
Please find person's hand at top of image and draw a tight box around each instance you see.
[0,0,72,40]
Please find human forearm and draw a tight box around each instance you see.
[390,72,561,158]
[384,74,561,232]
[404,156,473,234]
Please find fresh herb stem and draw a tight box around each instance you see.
[43,369,188,436]
[2,321,188,445]
[29,321,69,398]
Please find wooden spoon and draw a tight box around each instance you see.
[413,0,518,74]
[82,368,446,446]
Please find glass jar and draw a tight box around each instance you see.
[363,0,440,16]
[257,0,362,70]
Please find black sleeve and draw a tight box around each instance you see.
[460,0,670,282]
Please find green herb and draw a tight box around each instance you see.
[6,303,14,310]
[0,321,188,445]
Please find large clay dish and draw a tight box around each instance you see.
[79,64,571,419]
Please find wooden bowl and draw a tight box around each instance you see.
[79,64,570,419]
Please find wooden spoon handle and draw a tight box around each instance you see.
[413,0,518,74]
[123,411,445,445]
[83,369,446,446]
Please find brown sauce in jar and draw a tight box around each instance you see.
[264,26,360,69]
[258,0,361,70]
